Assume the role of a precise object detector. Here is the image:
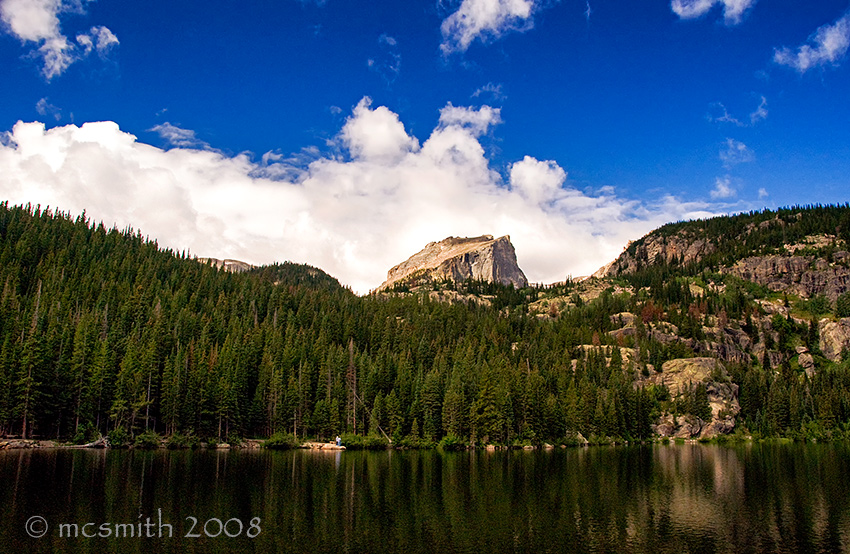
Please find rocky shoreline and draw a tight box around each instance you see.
[0,439,60,449]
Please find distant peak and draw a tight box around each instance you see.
[378,234,527,291]
[196,257,255,273]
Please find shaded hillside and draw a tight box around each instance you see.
[250,262,347,293]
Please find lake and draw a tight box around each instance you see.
[1,443,849,553]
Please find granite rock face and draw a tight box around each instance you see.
[197,258,255,273]
[641,357,740,440]
[379,235,528,291]
[722,255,850,301]
[597,226,850,301]
[819,318,850,362]
[598,232,716,278]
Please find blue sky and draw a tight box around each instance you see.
[1,0,849,292]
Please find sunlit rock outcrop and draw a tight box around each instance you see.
[378,235,527,291]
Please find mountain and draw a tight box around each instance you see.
[597,205,850,300]
[250,262,347,293]
[196,257,255,273]
[3,201,850,446]
[378,234,528,291]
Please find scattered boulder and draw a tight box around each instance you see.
[650,358,722,396]
[798,353,816,378]
[609,312,636,328]
[819,318,850,362]
[642,358,740,439]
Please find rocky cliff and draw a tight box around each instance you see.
[639,358,740,439]
[596,223,850,301]
[196,257,255,273]
[379,235,528,291]
[722,254,850,301]
[598,232,716,278]
[820,318,850,362]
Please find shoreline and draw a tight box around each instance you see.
[2,435,810,452]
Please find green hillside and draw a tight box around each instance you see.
[2,201,850,446]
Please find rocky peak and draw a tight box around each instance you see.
[594,224,850,301]
[196,257,255,273]
[379,234,528,291]
[596,230,716,278]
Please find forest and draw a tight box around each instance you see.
[2,201,850,447]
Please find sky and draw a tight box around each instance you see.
[1,0,849,293]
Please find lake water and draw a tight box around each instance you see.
[1,444,849,554]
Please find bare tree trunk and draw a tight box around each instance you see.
[145,370,152,431]
[347,338,357,434]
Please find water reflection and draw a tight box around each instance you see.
[1,444,849,554]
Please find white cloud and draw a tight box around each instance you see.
[0,0,62,41]
[0,101,717,293]
[441,0,536,54]
[339,98,419,163]
[438,103,501,135]
[35,97,61,121]
[76,25,119,56]
[0,0,117,79]
[711,176,736,199]
[708,103,743,126]
[150,123,210,150]
[774,13,850,73]
[671,0,756,25]
[758,187,768,199]
[720,138,754,168]
[509,156,566,206]
[749,96,768,124]
[471,82,505,101]
[367,34,401,84]
[709,96,767,127]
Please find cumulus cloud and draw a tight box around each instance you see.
[440,0,537,54]
[438,103,501,135]
[0,0,118,79]
[774,13,850,73]
[509,156,566,206]
[0,101,717,293]
[339,98,419,163]
[711,176,736,199]
[758,187,768,199]
[671,0,756,25]
[720,138,754,168]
